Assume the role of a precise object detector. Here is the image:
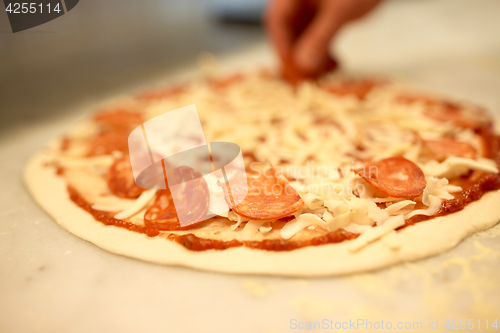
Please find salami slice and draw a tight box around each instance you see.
[144,189,185,230]
[167,166,210,225]
[106,154,145,199]
[93,109,143,131]
[208,73,244,89]
[323,79,383,100]
[136,85,185,101]
[396,94,490,130]
[424,138,477,161]
[144,166,210,229]
[282,55,308,86]
[222,165,304,220]
[282,55,337,86]
[355,156,426,198]
[429,105,489,130]
[86,131,129,156]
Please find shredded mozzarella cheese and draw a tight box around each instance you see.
[404,195,442,220]
[385,200,416,215]
[228,211,249,230]
[348,215,406,252]
[242,220,267,241]
[114,190,157,219]
[135,73,497,244]
[421,157,498,179]
[280,214,327,240]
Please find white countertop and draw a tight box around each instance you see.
[1,0,500,332]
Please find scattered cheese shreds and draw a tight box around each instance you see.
[404,195,442,220]
[322,211,334,223]
[423,176,462,205]
[112,75,497,246]
[421,157,498,179]
[242,220,266,241]
[348,215,405,252]
[281,214,326,240]
[385,200,416,215]
[343,223,372,234]
[228,211,249,230]
[114,190,157,219]
[302,193,324,210]
[259,222,273,234]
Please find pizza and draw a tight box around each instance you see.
[24,71,500,276]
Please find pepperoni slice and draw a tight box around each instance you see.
[93,109,143,131]
[355,156,426,198]
[282,55,338,86]
[322,79,383,100]
[106,154,145,199]
[144,166,209,229]
[208,73,244,89]
[396,94,491,130]
[428,105,490,130]
[86,131,129,156]
[424,138,477,161]
[167,166,210,225]
[144,189,185,230]
[136,85,185,101]
[222,165,304,220]
[282,55,309,86]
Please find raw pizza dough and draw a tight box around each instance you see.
[24,73,500,277]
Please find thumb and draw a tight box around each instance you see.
[293,4,344,76]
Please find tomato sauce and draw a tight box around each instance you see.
[68,186,160,237]
[66,129,500,251]
[243,229,358,251]
[167,229,359,252]
[68,184,360,251]
[169,234,243,251]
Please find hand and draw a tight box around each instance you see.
[265,0,382,83]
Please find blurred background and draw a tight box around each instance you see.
[1,0,500,136]
[0,0,267,134]
[1,1,500,332]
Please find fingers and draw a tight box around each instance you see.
[264,0,301,62]
[293,0,347,76]
[265,0,382,81]
[344,0,382,22]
